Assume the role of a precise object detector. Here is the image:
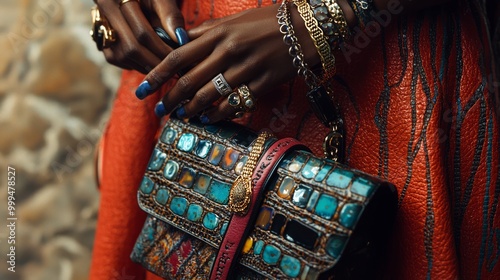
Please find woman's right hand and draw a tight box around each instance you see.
[94,0,188,74]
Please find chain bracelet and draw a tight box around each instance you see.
[277,0,320,88]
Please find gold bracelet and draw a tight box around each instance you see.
[293,0,336,81]
[324,0,350,40]
[229,132,272,215]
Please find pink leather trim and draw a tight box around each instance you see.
[210,138,305,280]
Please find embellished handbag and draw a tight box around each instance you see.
[130,115,398,279]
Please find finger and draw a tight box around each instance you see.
[157,49,241,116]
[102,48,131,70]
[152,0,189,45]
[179,66,251,119]
[137,38,215,99]
[120,1,172,58]
[202,77,267,123]
[96,1,161,71]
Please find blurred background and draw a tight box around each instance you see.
[0,0,122,279]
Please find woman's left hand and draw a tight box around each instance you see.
[135,4,317,123]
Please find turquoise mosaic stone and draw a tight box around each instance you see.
[147,149,166,171]
[220,222,228,236]
[207,180,231,205]
[203,212,219,230]
[221,148,240,170]
[292,185,312,208]
[262,244,281,265]
[160,127,177,144]
[306,190,320,212]
[351,177,375,197]
[302,158,322,179]
[314,194,338,220]
[254,240,264,255]
[326,169,354,189]
[179,167,196,188]
[163,160,179,180]
[155,188,169,205]
[139,177,154,194]
[205,125,220,134]
[187,203,203,222]
[194,139,212,158]
[288,153,308,173]
[325,234,348,258]
[177,133,197,152]
[170,197,188,216]
[278,176,296,199]
[194,173,211,194]
[280,255,301,278]
[339,203,362,229]
[315,165,333,182]
[208,144,225,165]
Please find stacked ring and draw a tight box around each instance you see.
[228,84,256,118]
[90,6,116,50]
[212,73,233,96]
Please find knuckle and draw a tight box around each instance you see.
[223,38,240,56]
[148,68,168,84]
[166,49,182,68]
[213,24,229,39]
[176,75,193,94]
[135,27,151,43]
[193,89,211,107]
[123,44,140,59]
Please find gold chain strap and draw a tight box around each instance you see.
[229,132,272,215]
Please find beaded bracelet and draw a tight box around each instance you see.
[293,0,336,81]
[277,0,320,88]
[307,0,350,51]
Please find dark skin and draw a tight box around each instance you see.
[97,0,452,121]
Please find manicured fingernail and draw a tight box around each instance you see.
[136,81,153,100]
[176,106,187,118]
[175,28,189,46]
[155,101,167,117]
[200,114,210,124]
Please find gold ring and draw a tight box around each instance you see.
[119,0,139,7]
[227,84,256,115]
[90,6,116,50]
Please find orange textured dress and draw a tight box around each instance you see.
[90,0,500,279]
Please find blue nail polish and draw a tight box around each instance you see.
[176,106,187,118]
[136,81,153,100]
[155,101,167,117]
[175,28,189,46]
[200,115,210,124]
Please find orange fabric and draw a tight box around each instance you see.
[90,1,500,279]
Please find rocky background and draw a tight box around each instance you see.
[0,0,122,279]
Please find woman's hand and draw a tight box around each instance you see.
[135,4,320,122]
[94,0,188,73]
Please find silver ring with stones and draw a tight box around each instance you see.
[228,84,256,113]
[212,73,233,96]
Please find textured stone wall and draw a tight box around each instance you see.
[0,0,121,279]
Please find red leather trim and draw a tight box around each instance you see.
[210,138,304,280]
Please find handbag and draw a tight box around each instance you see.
[130,115,398,279]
